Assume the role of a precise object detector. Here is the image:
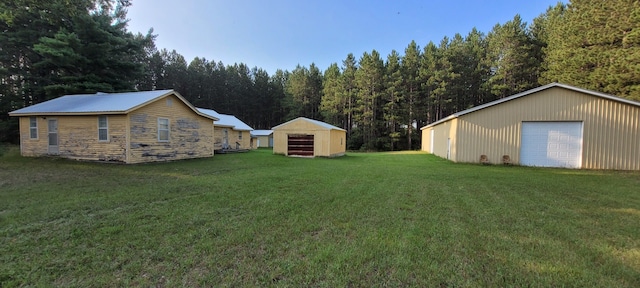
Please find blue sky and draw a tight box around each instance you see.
[126,0,563,75]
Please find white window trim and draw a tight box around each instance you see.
[98,115,109,142]
[158,117,170,142]
[29,116,38,139]
[238,131,243,140]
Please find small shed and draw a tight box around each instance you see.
[9,90,218,164]
[197,108,253,150]
[272,117,346,157]
[251,130,273,148]
[420,83,640,170]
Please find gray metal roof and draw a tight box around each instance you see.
[9,90,217,120]
[272,117,346,131]
[197,108,253,131]
[420,82,640,130]
[251,130,273,137]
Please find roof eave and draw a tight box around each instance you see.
[272,117,345,131]
[419,82,640,129]
[9,111,127,117]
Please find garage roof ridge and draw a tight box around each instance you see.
[420,83,640,130]
[272,117,346,131]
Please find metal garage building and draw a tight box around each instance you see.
[272,117,346,157]
[420,83,640,170]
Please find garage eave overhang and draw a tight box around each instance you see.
[419,82,640,130]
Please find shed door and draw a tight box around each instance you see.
[48,119,59,155]
[287,134,314,156]
[521,122,583,168]
[430,129,434,153]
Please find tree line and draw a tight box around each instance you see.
[2,0,639,150]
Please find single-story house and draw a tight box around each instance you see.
[9,90,218,164]
[420,83,640,170]
[251,130,273,148]
[197,108,253,150]
[272,117,346,157]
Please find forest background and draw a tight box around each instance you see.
[1,0,638,150]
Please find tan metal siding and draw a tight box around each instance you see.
[429,119,457,161]
[421,127,432,153]
[454,87,640,170]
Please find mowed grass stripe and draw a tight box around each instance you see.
[1,147,639,287]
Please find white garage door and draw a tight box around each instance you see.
[520,122,583,168]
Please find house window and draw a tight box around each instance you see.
[98,116,108,141]
[158,118,169,142]
[238,131,242,140]
[29,117,38,139]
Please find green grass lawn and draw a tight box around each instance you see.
[1,147,639,287]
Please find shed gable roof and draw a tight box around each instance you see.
[197,108,253,131]
[272,117,346,131]
[420,83,640,130]
[9,90,217,120]
[251,130,273,136]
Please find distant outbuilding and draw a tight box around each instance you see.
[9,90,218,163]
[251,130,273,148]
[272,117,346,157]
[420,83,640,170]
[197,108,253,151]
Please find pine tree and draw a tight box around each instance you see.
[542,0,640,100]
[155,49,188,93]
[269,69,291,128]
[401,41,422,149]
[340,54,358,138]
[186,57,210,106]
[430,37,456,120]
[1,0,149,143]
[531,3,566,88]
[464,28,492,107]
[286,65,311,118]
[384,50,403,151]
[307,63,324,120]
[251,67,272,128]
[354,50,385,150]
[320,63,343,126]
[136,36,164,91]
[420,42,439,124]
[32,6,150,96]
[486,15,541,99]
